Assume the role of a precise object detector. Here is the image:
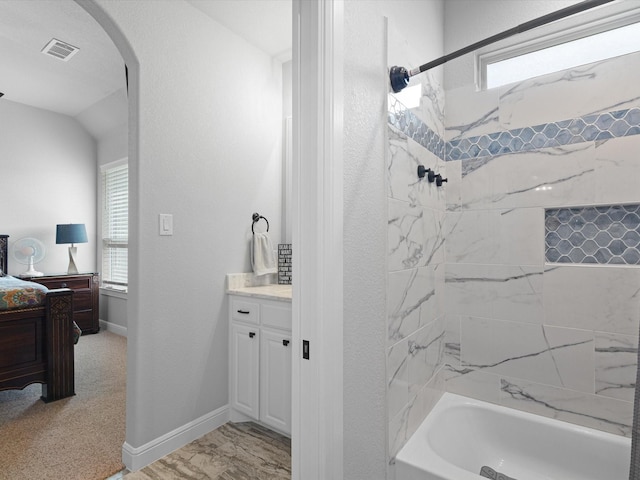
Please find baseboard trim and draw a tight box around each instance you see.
[122,404,229,471]
[99,319,128,337]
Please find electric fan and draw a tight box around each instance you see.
[11,237,46,277]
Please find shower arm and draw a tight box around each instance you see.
[389,0,615,93]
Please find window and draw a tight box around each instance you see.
[101,160,128,291]
[478,10,640,90]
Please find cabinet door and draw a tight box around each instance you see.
[260,328,292,435]
[230,323,260,419]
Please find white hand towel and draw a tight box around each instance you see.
[252,232,277,276]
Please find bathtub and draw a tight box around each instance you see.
[395,393,631,480]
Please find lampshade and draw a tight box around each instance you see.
[56,224,88,245]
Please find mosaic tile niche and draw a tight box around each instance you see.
[545,204,640,265]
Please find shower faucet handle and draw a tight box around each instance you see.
[435,174,448,187]
[417,165,440,184]
[417,165,432,179]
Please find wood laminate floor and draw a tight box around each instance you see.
[118,422,291,480]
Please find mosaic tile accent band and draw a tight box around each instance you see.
[448,108,640,161]
[388,96,445,159]
[387,96,640,162]
[545,204,640,265]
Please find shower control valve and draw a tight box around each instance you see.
[417,165,438,183]
[435,174,448,187]
[417,165,431,179]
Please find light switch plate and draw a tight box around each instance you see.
[159,214,173,235]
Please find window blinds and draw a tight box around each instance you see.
[102,163,128,288]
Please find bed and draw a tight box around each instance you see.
[0,234,76,402]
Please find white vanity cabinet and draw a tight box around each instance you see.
[229,294,292,436]
[230,321,260,419]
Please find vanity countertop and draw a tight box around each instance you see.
[226,284,292,302]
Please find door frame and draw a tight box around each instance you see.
[292,0,344,478]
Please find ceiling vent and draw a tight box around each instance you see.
[41,38,80,62]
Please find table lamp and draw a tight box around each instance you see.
[56,224,88,274]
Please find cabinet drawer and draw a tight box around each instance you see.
[73,290,92,311]
[262,303,291,331]
[40,277,91,291]
[231,298,259,324]
[74,310,94,332]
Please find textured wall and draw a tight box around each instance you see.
[343,3,390,477]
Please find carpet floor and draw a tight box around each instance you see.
[0,330,126,480]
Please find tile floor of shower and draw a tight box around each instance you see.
[106,422,291,480]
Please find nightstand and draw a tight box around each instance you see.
[22,273,100,335]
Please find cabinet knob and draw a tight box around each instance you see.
[61,282,67,288]
[283,339,290,347]
[249,332,256,338]
[237,309,250,315]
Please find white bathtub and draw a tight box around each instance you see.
[395,393,631,480]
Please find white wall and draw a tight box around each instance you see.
[99,290,127,335]
[83,0,284,461]
[281,60,292,243]
[77,87,128,143]
[343,5,388,474]
[343,1,443,477]
[0,99,97,276]
[95,106,128,332]
[283,60,292,119]
[97,123,128,166]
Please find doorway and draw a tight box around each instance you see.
[78,1,345,478]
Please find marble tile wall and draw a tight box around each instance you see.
[443,51,640,437]
[386,24,447,461]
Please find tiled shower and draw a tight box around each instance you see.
[386,20,640,463]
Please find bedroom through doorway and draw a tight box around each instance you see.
[0,1,129,478]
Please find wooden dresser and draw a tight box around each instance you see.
[22,273,100,335]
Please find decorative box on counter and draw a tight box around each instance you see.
[278,244,292,285]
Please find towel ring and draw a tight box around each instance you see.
[251,213,269,234]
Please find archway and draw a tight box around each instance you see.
[74,0,139,471]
